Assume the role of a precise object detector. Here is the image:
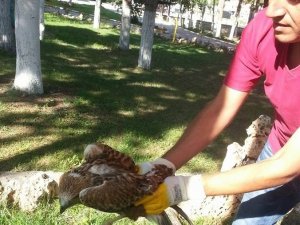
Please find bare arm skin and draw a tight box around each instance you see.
[163,84,249,169]
[202,127,300,196]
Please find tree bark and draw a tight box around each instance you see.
[248,0,260,23]
[228,0,242,40]
[138,0,159,70]
[214,0,225,38]
[119,0,131,50]
[211,0,216,32]
[179,1,183,27]
[0,0,16,54]
[93,0,101,29]
[39,0,45,40]
[14,0,43,95]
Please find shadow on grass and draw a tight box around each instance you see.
[0,19,273,172]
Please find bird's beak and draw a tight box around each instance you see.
[60,205,67,214]
[59,198,69,214]
[59,197,79,213]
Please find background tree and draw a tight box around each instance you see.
[210,0,216,32]
[137,0,159,69]
[194,0,208,32]
[248,0,261,22]
[39,0,45,40]
[134,0,177,69]
[178,0,190,27]
[188,0,196,28]
[0,0,16,54]
[93,0,102,29]
[119,0,131,50]
[228,0,242,40]
[214,0,224,38]
[14,0,43,95]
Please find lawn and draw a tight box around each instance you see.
[0,5,273,225]
[46,0,122,21]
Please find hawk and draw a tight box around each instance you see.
[58,143,193,225]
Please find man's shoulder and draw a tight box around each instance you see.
[240,8,274,51]
[247,8,273,39]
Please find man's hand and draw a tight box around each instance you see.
[135,175,206,215]
[138,158,176,174]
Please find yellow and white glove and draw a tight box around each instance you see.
[135,175,206,215]
[138,158,176,175]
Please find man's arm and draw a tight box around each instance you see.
[163,84,249,169]
[203,127,300,195]
[136,128,300,216]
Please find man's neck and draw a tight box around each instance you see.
[288,42,300,69]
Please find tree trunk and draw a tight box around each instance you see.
[198,4,205,32]
[93,0,101,29]
[160,5,163,17]
[248,0,260,23]
[179,2,183,27]
[39,0,45,40]
[228,18,238,40]
[119,0,131,50]
[228,0,242,40]
[189,6,194,29]
[138,0,158,70]
[0,0,16,54]
[211,0,216,32]
[167,3,171,21]
[14,0,43,95]
[214,0,225,38]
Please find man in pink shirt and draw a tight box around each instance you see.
[135,0,300,224]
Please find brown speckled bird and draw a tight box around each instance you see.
[58,143,193,225]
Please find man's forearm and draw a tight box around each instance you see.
[203,128,300,196]
[163,85,249,169]
[202,159,281,195]
[162,102,229,169]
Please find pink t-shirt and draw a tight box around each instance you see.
[224,8,300,153]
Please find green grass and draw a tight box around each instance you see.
[0,8,273,225]
[46,0,122,21]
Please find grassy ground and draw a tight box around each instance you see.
[0,4,273,225]
[46,0,122,21]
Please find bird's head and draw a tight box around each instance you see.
[58,171,93,213]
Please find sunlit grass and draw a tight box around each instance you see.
[46,0,121,21]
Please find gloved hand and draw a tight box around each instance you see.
[135,175,206,215]
[138,158,176,175]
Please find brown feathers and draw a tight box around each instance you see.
[58,143,192,225]
[58,143,172,212]
[83,143,137,173]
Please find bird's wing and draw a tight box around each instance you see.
[79,143,194,225]
[79,173,150,212]
[83,143,137,172]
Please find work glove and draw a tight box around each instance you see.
[135,175,206,215]
[138,158,176,175]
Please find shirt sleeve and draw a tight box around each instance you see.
[223,13,264,92]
